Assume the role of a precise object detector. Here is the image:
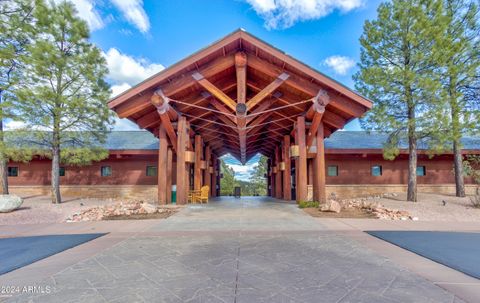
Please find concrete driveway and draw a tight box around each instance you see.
[0,197,470,302]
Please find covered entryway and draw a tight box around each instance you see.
[108,29,372,204]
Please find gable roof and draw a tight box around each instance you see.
[107,29,373,163]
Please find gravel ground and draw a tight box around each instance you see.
[0,195,113,225]
[379,192,480,222]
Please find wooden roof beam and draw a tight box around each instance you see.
[151,91,177,152]
[246,72,289,111]
[236,52,248,164]
[193,72,237,111]
[247,54,366,118]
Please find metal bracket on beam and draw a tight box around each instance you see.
[153,88,171,114]
[278,73,290,81]
[192,72,204,81]
[312,89,330,113]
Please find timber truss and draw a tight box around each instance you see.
[109,29,371,164]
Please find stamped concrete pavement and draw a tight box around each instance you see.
[2,197,468,302]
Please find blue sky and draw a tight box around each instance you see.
[39,0,383,180]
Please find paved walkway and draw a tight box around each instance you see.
[0,197,472,302]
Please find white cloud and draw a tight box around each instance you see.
[246,0,364,29]
[111,83,132,98]
[103,48,165,87]
[110,0,150,33]
[4,120,26,130]
[55,0,104,31]
[323,55,356,75]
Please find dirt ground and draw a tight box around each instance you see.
[303,207,376,218]
[0,195,115,225]
[378,192,480,222]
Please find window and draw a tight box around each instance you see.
[7,167,18,177]
[371,165,382,176]
[417,166,426,176]
[146,166,157,177]
[327,165,338,176]
[59,167,65,177]
[101,166,112,177]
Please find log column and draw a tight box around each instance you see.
[267,158,272,196]
[203,145,211,193]
[270,155,276,197]
[194,135,202,190]
[314,123,327,203]
[166,148,172,203]
[176,116,187,204]
[158,124,168,204]
[282,135,291,200]
[211,154,218,197]
[275,146,282,199]
[296,116,308,202]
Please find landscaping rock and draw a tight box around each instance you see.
[65,201,179,222]
[0,195,23,213]
[321,200,341,213]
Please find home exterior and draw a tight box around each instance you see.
[7,131,479,201]
[6,30,480,202]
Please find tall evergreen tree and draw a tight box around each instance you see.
[430,0,480,197]
[220,159,236,196]
[15,0,113,203]
[354,0,443,202]
[0,0,35,194]
[250,155,267,196]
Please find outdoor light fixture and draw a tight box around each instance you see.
[208,166,214,173]
[290,145,300,157]
[279,162,286,171]
[273,167,278,174]
[185,151,195,163]
[200,160,207,169]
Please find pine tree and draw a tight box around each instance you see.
[220,159,236,196]
[354,0,444,202]
[0,0,35,194]
[431,0,480,197]
[250,155,267,196]
[15,0,113,203]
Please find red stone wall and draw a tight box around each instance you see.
[324,153,474,185]
[6,152,474,186]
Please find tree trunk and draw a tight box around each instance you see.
[453,140,465,197]
[407,103,417,202]
[0,92,8,195]
[51,145,61,203]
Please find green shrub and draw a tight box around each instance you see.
[298,201,319,208]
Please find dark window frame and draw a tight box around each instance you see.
[59,167,66,177]
[327,165,338,177]
[371,165,383,177]
[101,166,112,177]
[417,166,426,176]
[7,167,18,177]
[146,165,157,177]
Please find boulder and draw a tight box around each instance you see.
[0,195,23,213]
[321,200,341,213]
[142,203,157,214]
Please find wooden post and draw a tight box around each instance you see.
[176,116,187,204]
[267,158,272,196]
[270,155,275,197]
[296,116,307,202]
[158,125,168,204]
[314,123,326,203]
[283,135,291,200]
[211,154,218,197]
[166,148,172,204]
[275,146,282,199]
[203,145,211,193]
[194,135,202,190]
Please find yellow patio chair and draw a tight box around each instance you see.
[188,190,201,203]
[199,186,209,203]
